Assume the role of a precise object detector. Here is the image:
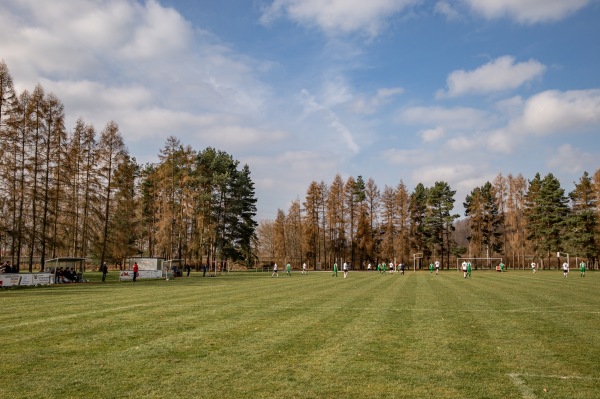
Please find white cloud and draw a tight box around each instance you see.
[196,125,288,149]
[462,0,592,24]
[485,128,516,153]
[1,0,193,83]
[247,150,341,217]
[420,127,446,142]
[412,164,477,186]
[435,1,461,20]
[321,76,354,107]
[44,79,153,113]
[399,106,494,130]
[547,144,596,174]
[260,0,417,37]
[516,89,600,136]
[437,56,546,98]
[382,148,426,165]
[352,86,404,114]
[0,0,276,156]
[482,89,600,154]
[377,87,405,98]
[119,0,193,60]
[447,135,482,151]
[300,89,360,154]
[494,95,524,117]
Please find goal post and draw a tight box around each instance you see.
[456,257,503,271]
[412,253,423,272]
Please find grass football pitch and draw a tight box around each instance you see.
[1,269,598,398]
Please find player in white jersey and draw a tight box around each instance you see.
[562,262,569,277]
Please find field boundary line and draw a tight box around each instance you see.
[508,373,537,399]
[509,372,599,381]
[508,372,600,399]
[178,302,600,315]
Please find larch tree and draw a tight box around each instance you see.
[318,180,329,268]
[26,85,47,272]
[8,90,31,270]
[380,185,397,262]
[365,177,380,262]
[79,123,100,260]
[0,61,17,264]
[274,209,286,266]
[303,181,322,268]
[506,173,528,268]
[286,199,303,267]
[257,219,276,264]
[352,176,367,267]
[326,174,345,267]
[61,118,86,257]
[96,121,127,270]
[39,93,66,265]
[395,181,411,265]
[154,136,184,260]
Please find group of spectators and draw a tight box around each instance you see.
[54,267,80,283]
[1,261,16,273]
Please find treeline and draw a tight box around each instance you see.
[257,170,600,270]
[0,61,257,272]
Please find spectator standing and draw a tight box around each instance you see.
[101,262,108,282]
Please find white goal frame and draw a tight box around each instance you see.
[412,253,423,272]
[456,257,503,271]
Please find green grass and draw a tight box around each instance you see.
[1,269,598,398]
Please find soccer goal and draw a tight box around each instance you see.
[456,257,503,271]
[412,253,423,272]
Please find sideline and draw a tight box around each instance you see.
[507,372,599,399]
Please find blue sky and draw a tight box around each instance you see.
[1,0,599,220]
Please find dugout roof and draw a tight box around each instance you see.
[45,257,86,271]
